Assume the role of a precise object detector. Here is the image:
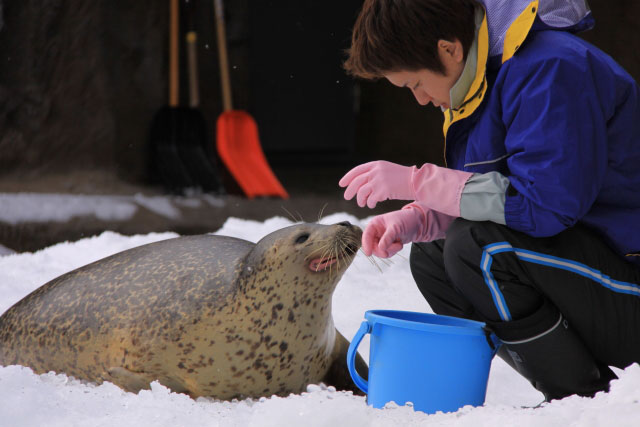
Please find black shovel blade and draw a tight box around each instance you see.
[176,107,225,194]
[149,106,195,193]
[149,106,224,194]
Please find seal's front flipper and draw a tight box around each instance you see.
[156,375,191,395]
[323,330,368,396]
[106,367,152,393]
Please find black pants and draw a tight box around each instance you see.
[410,219,640,370]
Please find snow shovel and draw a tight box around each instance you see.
[149,0,194,193]
[175,0,225,194]
[213,0,289,199]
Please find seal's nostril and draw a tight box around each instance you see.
[337,221,352,228]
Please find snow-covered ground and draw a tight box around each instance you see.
[1,213,638,426]
[0,192,226,224]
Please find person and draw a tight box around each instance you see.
[339,0,640,401]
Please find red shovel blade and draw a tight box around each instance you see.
[216,110,288,199]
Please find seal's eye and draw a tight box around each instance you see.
[295,233,310,244]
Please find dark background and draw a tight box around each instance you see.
[0,0,638,196]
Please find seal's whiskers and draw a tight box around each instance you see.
[377,256,394,267]
[361,249,384,273]
[280,206,305,223]
[304,238,333,261]
[317,203,329,223]
[394,252,408,261]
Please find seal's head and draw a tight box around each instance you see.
[299,221,361,273]
[242,221,362,289]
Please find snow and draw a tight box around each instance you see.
[0,193,226,224]
[1,213,639,426]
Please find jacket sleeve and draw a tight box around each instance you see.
[460,171,509,225]
[499,53,610,237]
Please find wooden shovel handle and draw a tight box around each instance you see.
[169,0,179,107]
[186,31,200,108]
[214,0,233,111]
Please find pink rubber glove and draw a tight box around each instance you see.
[362,203,457,258]
[339,161,473,216]
[340,161,414,208]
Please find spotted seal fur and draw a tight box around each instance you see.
[0,221,368,399]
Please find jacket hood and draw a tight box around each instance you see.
[480,0,593,60]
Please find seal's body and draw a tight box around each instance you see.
[0,222,367,399]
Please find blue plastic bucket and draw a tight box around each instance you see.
[347,310,500,414]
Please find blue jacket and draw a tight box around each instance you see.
[444,2,640,263]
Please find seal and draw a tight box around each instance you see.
[0,221,368,399]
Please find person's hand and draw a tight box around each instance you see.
[339,161,474,216]
[362,208,421,258]
[339,161,414,208]
[362,203,457,258]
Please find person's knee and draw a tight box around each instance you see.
[443,219,544,322]
[409,242,443,288]
[443,219,507,274]
[409,241,441,269]
[442,220,503,303]
[442,219,482,280]
[409,241,476,318]
[444,217,475,242]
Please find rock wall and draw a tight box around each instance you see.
[0,0,227,185]
[0,0,638,188]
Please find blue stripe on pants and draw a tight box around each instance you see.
[481,242,640,321]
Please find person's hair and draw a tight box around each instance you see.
[344,0,479,79]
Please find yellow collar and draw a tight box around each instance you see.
[442,0,539,138]
[448,6,484,110]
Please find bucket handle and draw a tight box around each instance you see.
[346,320,370,394]
[483,325,502,356]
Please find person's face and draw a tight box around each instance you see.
[384,39,466,109]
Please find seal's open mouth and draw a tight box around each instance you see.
[309,256,338,271]
[308,243,359,272]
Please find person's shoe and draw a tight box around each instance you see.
[497,313,615,401]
